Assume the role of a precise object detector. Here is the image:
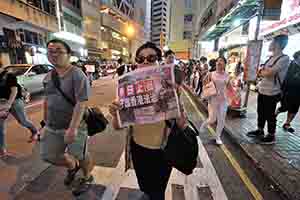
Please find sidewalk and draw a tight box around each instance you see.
[183,85,300,200]
[0,110,50,200]
[0,77,117,200]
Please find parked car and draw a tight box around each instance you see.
[4,64,53,102]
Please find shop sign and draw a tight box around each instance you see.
[243,40,263,82]
[260,12,300,35]
[216,0,239,20]
[261,0,300,35]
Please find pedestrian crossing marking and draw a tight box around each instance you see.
[97,135,228,199]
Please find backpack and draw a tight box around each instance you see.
[270,55,289,96]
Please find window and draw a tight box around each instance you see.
[184,0,192,8]
[184,14,193,24]
[153,2,162,7]
[153,7,162,13]
[153,18,162,23]
[42,65,53,72]
[31,65,46,75]
[183,31,192,39]
[153,13,161,18]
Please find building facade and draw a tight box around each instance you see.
[82,0,102,60]
[168,0,200,60]
[0,0,59,66]
[151,0,170,48]
[49,0,87,60]
[99,0,149,61]
[192,0,283,60]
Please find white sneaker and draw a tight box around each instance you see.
[215,138,223,145]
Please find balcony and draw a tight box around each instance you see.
[0,0,59,32]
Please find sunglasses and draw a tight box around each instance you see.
[135,55,158,64]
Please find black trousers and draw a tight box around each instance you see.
[196,78,202,95]
[257,93,281,134]
[130,139,172,200]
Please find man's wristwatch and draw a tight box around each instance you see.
[40,120,46,128]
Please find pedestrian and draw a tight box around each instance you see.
[276,50,300,133]
[40,39,94,196]
[164,49,176,65]
[209,59,217,72]
[0,67,39,157]
[186,60,193,86]
[200,56,231,145]
[113,58,130,78]
[109,42,187,200]
[247,35,290,144]
[197,57,209,96]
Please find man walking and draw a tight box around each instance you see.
[40,39,94,196]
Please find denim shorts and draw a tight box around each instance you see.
[40,122,88,162]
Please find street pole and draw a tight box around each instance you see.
[243,0,264,108]
[129,38,132,62]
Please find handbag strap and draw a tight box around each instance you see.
[165,119,199,136]
[188,120,200,136]
[51,70,76,107]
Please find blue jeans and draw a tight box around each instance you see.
[0,117,6,149]
[0,99,37,149]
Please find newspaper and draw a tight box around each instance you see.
[116,64,180,127]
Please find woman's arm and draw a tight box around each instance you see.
[109,100,123,130]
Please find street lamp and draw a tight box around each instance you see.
[126,24,135,38]
[126,23,135,62]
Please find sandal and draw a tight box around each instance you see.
[283,124,295,133]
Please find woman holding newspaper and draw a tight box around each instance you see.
[109,42,187,200]
[200,56,231,145]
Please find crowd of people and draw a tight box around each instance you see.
[0,34,299,199]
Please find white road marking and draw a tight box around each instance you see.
[100,152,127,200]
[96,138,228,200]
[185,137,228,200]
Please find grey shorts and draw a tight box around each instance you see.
[40,123,88,162]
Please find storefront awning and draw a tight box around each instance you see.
[201,0,259,41]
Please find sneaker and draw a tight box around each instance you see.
[215,138,223,145]
[260,134,276,145]
[247,129,264,138]
[64,163,80,186]
[283,124,295,133]
[72,175,94,196]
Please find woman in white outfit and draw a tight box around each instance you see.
[200,56,230,145]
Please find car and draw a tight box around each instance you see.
[4,64,54,102]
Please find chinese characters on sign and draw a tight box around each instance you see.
[243,40,263,82]
[117,65,180,127]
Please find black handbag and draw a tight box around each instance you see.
[164,120,199,175]
[51,71,108,136]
